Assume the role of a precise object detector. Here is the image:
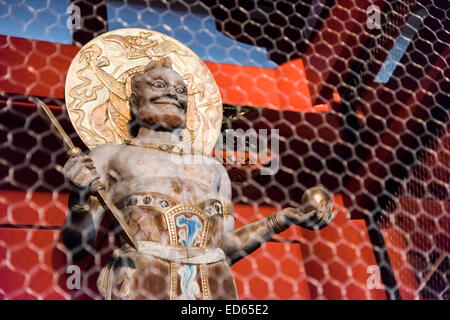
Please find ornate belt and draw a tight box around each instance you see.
[114,192,232,216]
[137,241,225,264]
[114,192,233,248]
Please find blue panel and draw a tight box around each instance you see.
[374,9,427,83]
[0,0,72,44]
[106,1,277,68]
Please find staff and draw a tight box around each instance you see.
[29,97,137,249]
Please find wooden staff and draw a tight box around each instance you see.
[30,97,137,249]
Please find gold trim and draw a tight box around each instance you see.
[221,201,234,216]
[126,139,189,155]
[169,262,177,300]
[115,192,229,250]
[115,191,180,206]
[202,219,210,247]
[199,265,210,300]
[268,213,288,234]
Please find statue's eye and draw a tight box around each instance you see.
[151,80,166,88]
[175,87,186,95]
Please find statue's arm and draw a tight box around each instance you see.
[62,144,116,261]
[218,165,336,266]
[62,185,104,261]
[222,204,336,265]
[217,165,295,265]
[222,206,302,266]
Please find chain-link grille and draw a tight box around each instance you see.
[0,0,448,300]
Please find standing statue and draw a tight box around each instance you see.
[62,29,337,300]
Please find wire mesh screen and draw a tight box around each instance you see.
[0,0,448,300]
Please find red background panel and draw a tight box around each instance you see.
[0,36,78,99]
[0,190,68,227]
[0,198,387,300]
[232,241,311,300]
[382,228,421,300]
[0,228,69,300]
[234,196,388,300]
[0,35,328,113]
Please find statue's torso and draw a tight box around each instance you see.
[92,143,237,300]
[94,143,227,249]
[108,144,222,204]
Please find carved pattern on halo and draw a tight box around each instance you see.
[65,28,222,154]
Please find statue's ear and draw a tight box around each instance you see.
[131,73,141,92]
[127,93,140,138]
[129,92,137,107]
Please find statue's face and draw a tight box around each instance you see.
[130,66,188,130]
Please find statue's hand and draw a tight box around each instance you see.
[63,152,101,190]
[283,206,339,231]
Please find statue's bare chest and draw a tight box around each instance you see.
[108,145,221,187]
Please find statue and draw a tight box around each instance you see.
[62,29,337,300]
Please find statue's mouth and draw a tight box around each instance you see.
[138,107,186,130]
[153,98,184,110]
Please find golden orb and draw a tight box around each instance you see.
[301,187,333,214]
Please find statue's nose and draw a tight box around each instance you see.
[166,93,178,101]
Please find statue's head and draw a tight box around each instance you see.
[129,57,188,135]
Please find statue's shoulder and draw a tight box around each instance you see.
[88,143,124,160]
[200,153,221,166]
[203,154,228,176]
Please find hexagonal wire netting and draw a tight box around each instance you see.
[0,0,448,300]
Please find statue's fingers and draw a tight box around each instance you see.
[314,211,330,229]
[87,168,101,181]
[84,162,96,170]
[65,156,86,175]
[302,209,317,219]
[70,162,84,178]
[73,171,90,188]
[78,159,98,174]
[81,157,93,164]
[79,167,100,185]
[328,209,339,223]
[322,209,332,224]
[315,208,324,220]
[70,152,85,161]
[79,167,94,179]
[314,210,339,230]
[64,156,79,169]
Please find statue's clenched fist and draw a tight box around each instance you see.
[63,152,100,189]
[282,206,339,230]
[280,187,339,230]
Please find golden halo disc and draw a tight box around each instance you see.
[64,28,222,154]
